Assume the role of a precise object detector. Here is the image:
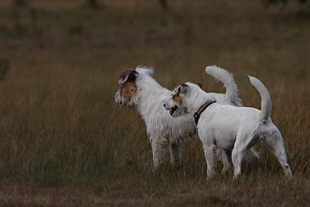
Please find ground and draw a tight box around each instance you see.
[0,0,309,206]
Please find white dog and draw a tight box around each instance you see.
[114,66,253,170]
[164,75,292,179]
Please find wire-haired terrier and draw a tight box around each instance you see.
[115,66,257,170]
[164,75,292,179]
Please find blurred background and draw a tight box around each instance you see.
[0,0,309,206]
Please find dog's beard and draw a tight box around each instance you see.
[169,105,177,115]
[169,105,186,117]
[117,99,135,107]
[114,92,136,107]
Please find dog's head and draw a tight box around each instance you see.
[114,66,154,107]
[164,82,204,117]
[163,83,190,117]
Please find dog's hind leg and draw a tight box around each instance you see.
[262,129,293,177]
[244,147,260,163]
[232,132,257,179]
[232,147,246,179]
[169,142,183,166]
[222,149,233,174]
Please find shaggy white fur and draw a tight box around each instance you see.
[164,76,293,179]
[114,66,246,169]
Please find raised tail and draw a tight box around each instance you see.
[205,65,242,106]
[248,75,272,122]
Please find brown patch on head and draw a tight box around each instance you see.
[172,94,183,106]
[118,70,138,85]
[120,81,137,101]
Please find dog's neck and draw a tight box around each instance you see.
[193,100,216,124]
[185,89,216,116]
[135,78,170,116]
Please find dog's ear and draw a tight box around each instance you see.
[195,82,202,89]
[177,83,189,94]
[118,70,138,85]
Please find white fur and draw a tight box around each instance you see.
[115,66,244,169]
[205,66,242,107]
[164,77,292,179]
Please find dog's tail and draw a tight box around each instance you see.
[205,65,242,106]
[248,75,272,122]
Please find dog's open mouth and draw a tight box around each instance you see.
[169,105,178,115]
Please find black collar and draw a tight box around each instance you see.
[193,100,216,124]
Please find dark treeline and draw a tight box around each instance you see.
[11,0,310,9]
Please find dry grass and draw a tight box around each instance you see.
[0,0,309,206]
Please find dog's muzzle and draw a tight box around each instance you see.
[169,105,178,115]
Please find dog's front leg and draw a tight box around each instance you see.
[151,137,168,170]
[169,142,183,167]
[204,144,217,179]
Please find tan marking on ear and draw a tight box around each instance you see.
[172,95,183,106]
[120,82,137,101]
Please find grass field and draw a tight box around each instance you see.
[0,0,309,206]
